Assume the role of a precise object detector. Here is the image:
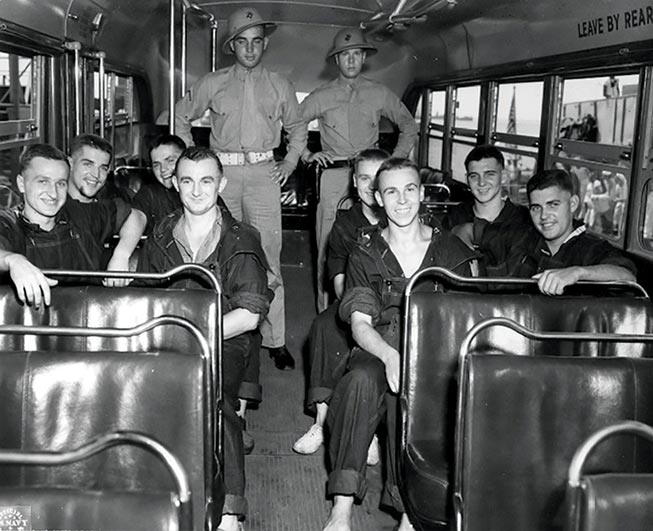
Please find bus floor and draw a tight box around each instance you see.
[242,238,399,531]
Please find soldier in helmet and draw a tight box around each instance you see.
[300,28,418,312]
[175,7,305,372]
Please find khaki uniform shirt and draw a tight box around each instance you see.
[175,64,306,166]
[300,75,418,159]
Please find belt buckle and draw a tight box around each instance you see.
[245,152,257,164]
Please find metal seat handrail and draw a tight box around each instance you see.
[453,317,653,531]
[404,266,648,298]
[0,315,212,531]
[0,430,192,531]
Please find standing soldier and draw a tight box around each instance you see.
[300,28,418,312]
[175,7,306,370]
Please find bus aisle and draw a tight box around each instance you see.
[243,234,397,531]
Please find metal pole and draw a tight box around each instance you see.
[64,41,83,136]
[169,0,176,134]
[210,19,218,72]
[96,52,106,137]
[8,54,20,121]
[181,3,187,95]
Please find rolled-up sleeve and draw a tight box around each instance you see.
[382,87,418,158]
[224,253,271,320]
[338,248,381,324]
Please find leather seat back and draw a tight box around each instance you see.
[0,285,219,530]
[571,474,653,531]
[459,355,653,531]
[400,291,653,526]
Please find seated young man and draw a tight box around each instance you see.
[65,133,131,250]
[0,144,113,308]
[514,169,636,295]
[293,148,387,457]
[324,158,478,531]
[137,146,270,531]
[447,144,532,274]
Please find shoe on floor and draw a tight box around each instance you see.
[367,434,380,466]
[269,346,295,370]
[292,424,323,454]
[239,417,255,455]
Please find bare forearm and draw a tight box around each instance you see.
[223,308,260,340]
[574,264,635,283]
[351,318,396,364]
[333,274,345,300]
[112,210,147,262]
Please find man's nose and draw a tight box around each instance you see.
[245,40,254,53]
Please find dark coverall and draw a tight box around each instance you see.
[306,203,376,411]
[137,201,270,517]
[329,224,477,510]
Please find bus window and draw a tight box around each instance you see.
[427,90,446,169]
[551,74,640,244]
[642,180,653,250]
[493,81,543,205]
[451,85,480,182]
[0,51,38,205]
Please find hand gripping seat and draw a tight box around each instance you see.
[399,268,651,530]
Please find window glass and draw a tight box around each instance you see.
[643,180,653,250]
[428,136,443,169]
[495,81,542,136]
[430,90,446,125]
[454,86,480,130]
[0,52,33,124]
[504,155,537,206]
[451,141,475,183]
[560,74,639,146]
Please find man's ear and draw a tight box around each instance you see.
[16,174,25,194]
[68,156,74,169]
[500,167,508,186]
[218,176,227,194]
[374,190,383,208]
[362,50,367,64]
[263,36,269,51]
[172,175,180,192]
[570,193,580,214]
[419,184,425,202]
[229,40,235,54]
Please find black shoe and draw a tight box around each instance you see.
[239,417,255,455]
[269,346,295,370]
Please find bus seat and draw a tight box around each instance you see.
[400,291,653,529]
[0,286,220,531]
[565,421,653,531]
[0,349,202,526]
[0,431,191,531]
[458,355,653,531]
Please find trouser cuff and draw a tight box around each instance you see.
[306,386,333,411]
[238,381,262,404]
[327,469,367,501]
[222,493,248,517]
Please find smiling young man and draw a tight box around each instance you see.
[138,146,270,531]
[0,144,114,308]
[516,169,636,295]
[323,158,477,531]
[293,148,387,457]
[175,7,306,370]
[448,144,532,275]
[300,28,418,312]
[106,135,186,279]
[62,134,130,262]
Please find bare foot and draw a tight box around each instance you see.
[322,495,353,531]
[397,513,416,531]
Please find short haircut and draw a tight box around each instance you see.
[464,144,505,171]
[19,144,70,175]
[527,169,574,198]
[353,148,389,173]
[149,134,186,156]
[376,157,420,189]
[176,146,223,174]
[70,133,113,160]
